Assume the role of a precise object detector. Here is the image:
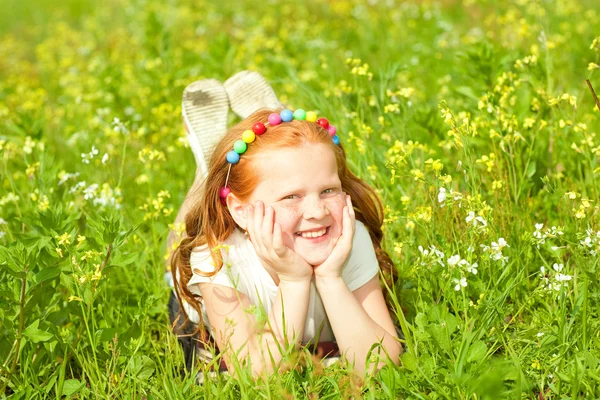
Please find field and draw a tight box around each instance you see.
[1,0,600,398]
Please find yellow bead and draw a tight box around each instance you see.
[242,130,256,143]
[306,111,318,122]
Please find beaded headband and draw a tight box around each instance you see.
[219,108,340,204]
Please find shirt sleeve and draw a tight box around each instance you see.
[341,220,380,292]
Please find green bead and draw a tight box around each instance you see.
[234,140,247,154]
[293,109,306,120]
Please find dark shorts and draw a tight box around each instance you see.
[168,291,404,372]
[168,292,343,374]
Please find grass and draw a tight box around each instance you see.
[1,0,600,398]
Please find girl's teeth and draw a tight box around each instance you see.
[300,229,326,238]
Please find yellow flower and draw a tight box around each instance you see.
[492,180,503,190]
[91,264,102,281]
[440,175,453,184]
[410,169,425,181]
[68,295,82,302]
[56,247,63,258]
[38,195,50,211]
[393,242,403,255]
[26,162,40,177]
[56,232,71,246]
[564,191,578,199]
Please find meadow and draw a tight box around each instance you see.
[1,0,600,398]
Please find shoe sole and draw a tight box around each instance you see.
[224,71,282,119]
[182,79,229,177]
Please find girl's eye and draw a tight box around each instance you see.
[322,188,338,195]
[282,194,299,200]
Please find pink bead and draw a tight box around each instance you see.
[252,122,266,135]
[219,187,231,199]
[268,113,281,126]
[317,118,329,129]
[327,125,336,137]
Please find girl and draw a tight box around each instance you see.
[169,73,401,377]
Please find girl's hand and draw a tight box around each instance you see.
[313,195,356,281]
[246,201,313,283]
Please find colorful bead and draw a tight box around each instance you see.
[293,109,306,120]
[219,187,231,205]
[219,187,231,199]
[332,135,340,145]
[317,118,329,129]
[252,122,266,135]
[280,109,293,122]
[268,113,282,126]
[327,125,336,137]
[233,140,247,154]
[242,130,255,143]
[226,150,240,164]
[306,111,318,122]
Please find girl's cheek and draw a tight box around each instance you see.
[325,193,347,218]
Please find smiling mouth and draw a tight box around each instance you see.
[296,227,328,238]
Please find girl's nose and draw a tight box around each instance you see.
[303,197,330,220]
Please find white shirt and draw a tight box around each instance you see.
[185,220,379,343]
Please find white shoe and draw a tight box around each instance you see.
[181,79,229,178]
[224,71,282,119]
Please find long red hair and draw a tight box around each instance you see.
[171,109,397,331]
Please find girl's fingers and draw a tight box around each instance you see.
[272,222,286,256]
[261,205,275,251]
[346,194,356,231]
[252,201,266,250]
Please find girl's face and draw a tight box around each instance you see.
[248,143,346,266]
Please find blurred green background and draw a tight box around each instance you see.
[1,0,600,398]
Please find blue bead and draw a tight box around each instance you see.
[280,109,293,122]
[332,135,340,145]
[226,150,240,164]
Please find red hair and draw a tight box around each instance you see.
[171,109,397,332]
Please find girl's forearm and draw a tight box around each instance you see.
[316,277,401,375]
[245,279,311,375]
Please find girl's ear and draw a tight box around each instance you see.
[226,193,247,230]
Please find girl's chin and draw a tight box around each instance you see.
[295,246,334,266]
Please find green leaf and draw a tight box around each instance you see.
[35,266,62,284]
[23,320,53,343]
[467,340,487,363]
[526,161,537,178]
[62,379,84,396]
[128,355,156,380]
[400,352,418,371]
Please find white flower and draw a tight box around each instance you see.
[83,184,99,200]
[102,153,109,164]
[555,273,572,282]
[467,262,478,275]
[535,223,544,230]
[454,277,468,291]
[475,216,487,226]
[466,211,475,223]
[418,245,430,256]
[438,187,447,204]
[552,263,563,272]
[448,254,461,267]
[540,266,546,274]
[537,332,544,338]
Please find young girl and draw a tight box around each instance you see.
[170,74,401,377]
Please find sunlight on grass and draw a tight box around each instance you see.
[1,0,600,398]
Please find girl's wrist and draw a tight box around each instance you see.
[314,274,345,290]
[278,274,313,285]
